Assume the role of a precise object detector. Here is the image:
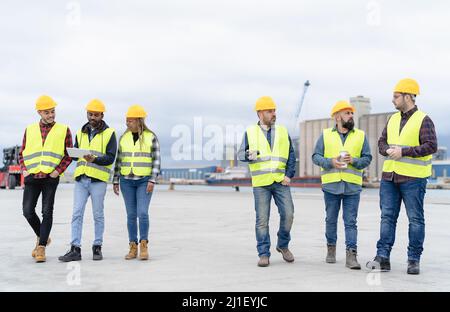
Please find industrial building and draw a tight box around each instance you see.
[358,112,392,181]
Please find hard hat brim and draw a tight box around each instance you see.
[331,107,355,117]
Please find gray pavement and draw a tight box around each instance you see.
[1,184,450,292]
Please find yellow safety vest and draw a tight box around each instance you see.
[247,124,290,187]
[382,110,432,178]
[22,123,68,175]
[119,130,154,176]
[321,128,365,186]
[74,128,115,182]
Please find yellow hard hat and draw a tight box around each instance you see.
[86,99,106,112]
[393,78,420,95]
[35,95,57,111]
[255,96,277,111]
[330,100,355,117]
[126,105,147,118]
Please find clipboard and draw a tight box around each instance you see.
[67,148,92,158]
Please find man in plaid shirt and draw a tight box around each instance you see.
[367,79,437,275]
[19,95,73,262]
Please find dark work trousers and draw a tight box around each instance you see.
[22,175,59,246]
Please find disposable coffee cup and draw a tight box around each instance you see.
[339,151,348,168]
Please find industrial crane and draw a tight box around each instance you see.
[291,80,310,177]
[294,80,310,130]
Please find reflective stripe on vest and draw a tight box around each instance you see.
[382,110,432,178]
[119,131,154,176]
[247,124,289,187]
[74,128,115,182]
[22,123,68,174]
[321,128,365,186]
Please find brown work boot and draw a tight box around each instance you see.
[139,240,149,260]
[257,256,270,267]
[346,249,361,270]
[125,242,138,260]
[326,244,336,263]
[276,247,295,263]
[32,237,51,258]
[35,245,46,262]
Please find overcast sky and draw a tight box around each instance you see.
[1,0,449,166]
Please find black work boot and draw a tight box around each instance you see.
[58,245,82,262]
[366,256,391,272]
[407,260,420,275]
[93,245,103,261]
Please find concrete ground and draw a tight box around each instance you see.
[1,184,450,292]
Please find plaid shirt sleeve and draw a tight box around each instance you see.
[378,123,390,157]
[149,134,161,183]
[54,127,74,174]
[402,116,438,157]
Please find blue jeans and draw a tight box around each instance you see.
[253,182,294,257]
[376,178,427,261]
[120,177,153,243]
[71,176,107,247]
[323,191,360,250]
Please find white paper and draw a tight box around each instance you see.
[67,148,92,158]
